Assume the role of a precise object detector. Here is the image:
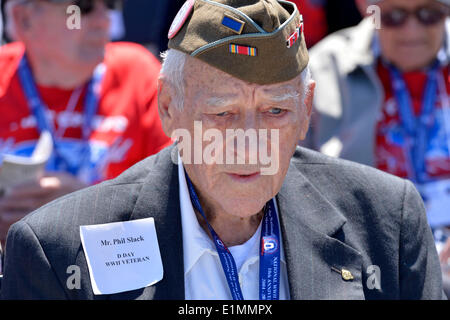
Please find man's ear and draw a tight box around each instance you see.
[157,78,177,138]
[299,80,315,140]
[9,3,33,41]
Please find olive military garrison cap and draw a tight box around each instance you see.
[167,0,309,85]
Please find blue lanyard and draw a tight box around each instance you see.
[184,170,281,300]
[388,61,440,183]
[17,55,105,174]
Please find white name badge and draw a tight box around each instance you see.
[80,218,163,295]
[417,179,450,228]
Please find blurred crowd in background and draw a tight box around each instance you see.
[1,0,363,54]
[0,0,449,297]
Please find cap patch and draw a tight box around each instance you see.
[221,14,245,34]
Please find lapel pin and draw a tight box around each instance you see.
[331,266,354,281]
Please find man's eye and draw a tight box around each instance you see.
[216,111,230,117]
[268,108,284,115]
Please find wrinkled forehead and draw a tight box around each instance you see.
[183,54,303,97]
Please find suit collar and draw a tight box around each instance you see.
[277,162,347,237]
[277,155,365,299]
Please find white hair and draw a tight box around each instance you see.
[160,49,187,111]
[160,49,312,110]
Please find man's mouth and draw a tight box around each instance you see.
[397,40,427,48]
[227,172,261,182]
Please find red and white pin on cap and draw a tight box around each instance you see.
[168,0,196,39]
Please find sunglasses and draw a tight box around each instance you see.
[381,6,448,27]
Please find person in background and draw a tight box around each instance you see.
[306,0,449,297]
[0,0,171,245]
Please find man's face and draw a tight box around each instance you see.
[164,57,313,219]
[21,0,110,71]
[376,0,448,71]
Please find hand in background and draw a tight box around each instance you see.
[0,172,87,246]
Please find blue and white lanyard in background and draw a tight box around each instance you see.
[184,170,281,300]
[17,55,105,175]
[388,60,440,184]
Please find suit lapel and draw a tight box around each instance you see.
[278,164,365,300]
[110,146,185,300]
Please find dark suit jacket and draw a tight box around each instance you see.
[0,145,445,299]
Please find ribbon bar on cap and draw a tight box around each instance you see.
[287,18,304,48]
[229,44,257,57]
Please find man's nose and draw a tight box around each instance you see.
[400,13,427,37]
[240,109,259,131]
[237,111,260,163]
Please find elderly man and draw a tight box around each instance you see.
[306,0,450,296]
[0,0,171,245]
[0,0,445,300]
